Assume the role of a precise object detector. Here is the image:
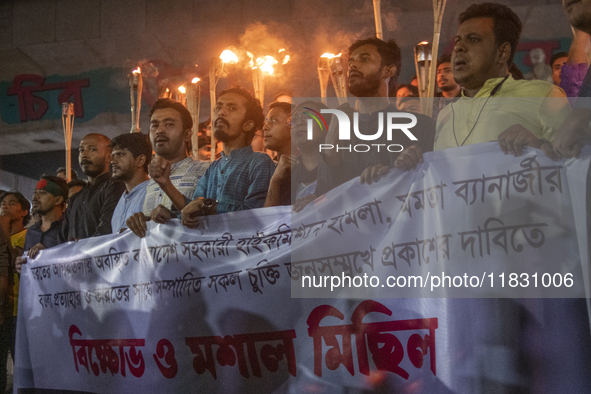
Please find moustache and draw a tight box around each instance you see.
[80,160,92,166]
[215,118,230,128]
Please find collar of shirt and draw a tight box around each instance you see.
[30,216,64,233]
[123,180,149,199]
[170,156,193,171]
[91,171,112,186]
[461,75,513,98]
[221,145,254,160]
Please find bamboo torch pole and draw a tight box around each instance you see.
[318,55,331,105]
[373,0,383,40]
[209,58,219,162]
[130,68,141,133]
[61,102,75,182]
[426,0,448,117]
[328,55,348,105]
[187,78,201,160]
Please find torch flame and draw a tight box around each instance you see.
[419,41,429,45]
[278,48,286,53]
[282,55,290,65]
[254,56,278,75]
[321,53,342,59]
[247,51,254,68]
[178,86,186,94]
[191,77,200,83]
[132,67,141,75]
[220,49,238,64]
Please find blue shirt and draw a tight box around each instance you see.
[193,146,275,213]
[24,217,64,251]
[111,180,149,233]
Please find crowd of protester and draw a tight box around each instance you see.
[2,1,591,392]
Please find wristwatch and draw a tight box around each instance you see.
[200,198,217,216]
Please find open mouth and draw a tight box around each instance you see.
[454,59,467,69]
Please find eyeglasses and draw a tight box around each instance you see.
[289,115,310,127]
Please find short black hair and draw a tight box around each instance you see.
[218,87,265,143]
[267,101,291,117]
[56,167,78,180]
[459,3,523,66]
[149,99,193,131]
[550,51,569,68]
[110,133,153,172]
[1,191,31,226]
[437,54,452,68]
[394,84,419,97]
[348,37,402,84]
[273,90,293,101]
[40,175,69,202]
[198,118,211,133]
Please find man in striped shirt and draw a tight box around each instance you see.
[126,99,209,237]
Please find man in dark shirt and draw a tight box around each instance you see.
[59,133,125,242]
[16,176,68,274]
[295,38,435,211]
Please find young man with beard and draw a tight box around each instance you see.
[126,99,209,237]
[109,133,151,234]
[59,133,125,242]
[384,3,571,173]
[436,54,461,100]
[180,88,275,229]
[295,38,435,211]
[326,37,435,188]
[20,176,68,261]
[262,101,292,207]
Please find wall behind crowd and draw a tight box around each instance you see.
[0,0,572,188]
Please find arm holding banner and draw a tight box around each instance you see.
[497,124,556,158]
[553,108,591,158]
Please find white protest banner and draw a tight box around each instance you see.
[15,143,591,393]
[291,142,589,299]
